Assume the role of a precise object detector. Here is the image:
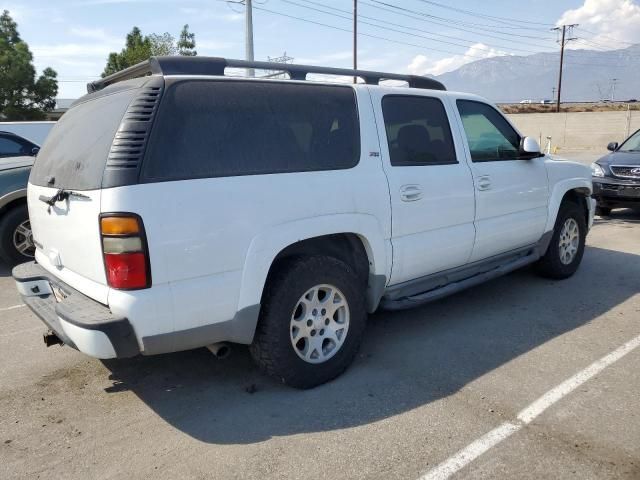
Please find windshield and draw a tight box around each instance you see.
[619,129,640,152]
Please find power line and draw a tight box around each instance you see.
[252,4,520,61]
[364,1,557,42]
[413,0,555,27]
[281,0,551,55]
[576,26,639,46]
[296,0,555,51]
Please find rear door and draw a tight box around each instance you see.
[453,98,549,262]
[28,86,140,303]
[370,90,476,285]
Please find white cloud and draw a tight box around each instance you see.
[68,27,113,41]
[407,43,506,76]
[557,0,640,49]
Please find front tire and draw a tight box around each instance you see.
[250,256,366,389]
[595,206,611,217]
[535,201,586,279]
[0,205,35,266]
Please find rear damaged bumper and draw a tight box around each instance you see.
[12,262,139,359]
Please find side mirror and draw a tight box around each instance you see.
[520,136,541,158]
[607,142,618,152]
[31,146,40,156]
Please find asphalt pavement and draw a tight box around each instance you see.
[1,209,639,479]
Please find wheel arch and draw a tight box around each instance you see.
[236,214,390,319]
[545,179,593,233]
[0,189,27,218]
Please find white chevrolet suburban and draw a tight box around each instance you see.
[14,57,594,388]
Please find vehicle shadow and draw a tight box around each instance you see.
[594,208,640,227]
[101,245,640,445]
[0,261,10,278]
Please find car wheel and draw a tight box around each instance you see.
[535,201,587,279]
[0,204,35,266]
[250,255,366,389]
[595,206,611,217]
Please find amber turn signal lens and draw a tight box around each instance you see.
[100,216,140,235]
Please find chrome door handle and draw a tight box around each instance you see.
[477,176,491,191]
[400,184,423,202]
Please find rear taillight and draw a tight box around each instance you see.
[100,214,151,289]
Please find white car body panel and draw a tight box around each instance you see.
[17,79,595,359]
[237,213,389,311]
[28,184,109,304]
[0,121,55,146]
[447,93,550,262]
[543,158,594,231]
[465,157,549,262]
[369,87,476,285]
[0,156,34,171]
[99,87,391,334]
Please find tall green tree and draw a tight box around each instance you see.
[102,27,152,77]
[149,32,177,56]
[0,10,58,120]
[103,25,197,77]
[177,24,197,56]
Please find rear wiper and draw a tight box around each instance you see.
[39,189,90,208]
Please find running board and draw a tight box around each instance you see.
[380,250,541,311]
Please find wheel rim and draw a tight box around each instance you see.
[558,218,579,265]
[13,219,35,258]
[290,284,350,364]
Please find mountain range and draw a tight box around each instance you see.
[432,44,640,103]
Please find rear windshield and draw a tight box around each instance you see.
[30,89,136,190]
[141,80,360,182]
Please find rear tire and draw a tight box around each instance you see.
[0,205,34,267]
[535,201,586,279]
[250,255,366,389]
[595,206,611,217]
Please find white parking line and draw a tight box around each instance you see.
[0,304,25,312]
[419,333,640,480]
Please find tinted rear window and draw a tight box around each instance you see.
[382,95,457,166]
[30,89,135,190]
[141,80,360,181]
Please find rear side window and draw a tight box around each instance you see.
[142,80,360,181]
[382,95,457,166]
[30,89,136,190]
[456,100,520,162]
[0,135,28,157]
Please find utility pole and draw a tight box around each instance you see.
[353,0,357,84]
[552,87,556,102]
[245,0,255,77]
[551,24,577,113]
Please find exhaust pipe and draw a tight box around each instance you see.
[43,330,63,347]
[207,342,231,359]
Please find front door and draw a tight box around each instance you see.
[454,99,549,263]
[371,90,476,285]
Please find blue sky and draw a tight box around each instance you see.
[5,0,640,98]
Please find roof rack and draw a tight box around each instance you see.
[87,56,446,93]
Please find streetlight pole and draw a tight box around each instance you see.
[245,0,255,77]
[353,0,357,84]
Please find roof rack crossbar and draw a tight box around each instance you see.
[88,56,446,93]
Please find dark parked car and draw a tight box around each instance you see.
[0,131,39,265]
[591,129,640,216]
